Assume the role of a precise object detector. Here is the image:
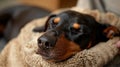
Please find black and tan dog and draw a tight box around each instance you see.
[33,10,120,62]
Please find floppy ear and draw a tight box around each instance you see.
[33,14,57,32]
[103,26,120,39]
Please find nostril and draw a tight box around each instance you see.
[40,41,52,49]
[44,42,49,47]
[37,38,43,48]
[44,42,51,48]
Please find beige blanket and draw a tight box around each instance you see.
[0,7,120,67]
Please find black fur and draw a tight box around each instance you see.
[35,10,120,49]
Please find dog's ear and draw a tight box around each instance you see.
[33,14,57,32]
[103,26,120,39]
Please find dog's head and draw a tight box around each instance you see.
[36,10,120,62]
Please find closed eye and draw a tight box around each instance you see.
[51,20,58,28]
[50,17,60,28]
[70,27,82,34]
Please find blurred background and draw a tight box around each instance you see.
[0,0,77,11]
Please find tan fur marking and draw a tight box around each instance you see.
[73,23,80,29]
[53,17,60,24]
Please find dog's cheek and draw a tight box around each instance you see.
[52,34,81,62]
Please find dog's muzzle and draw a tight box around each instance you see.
[37,30,58,49]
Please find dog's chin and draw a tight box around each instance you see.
[36,49,76,62]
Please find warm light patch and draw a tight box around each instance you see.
[73,23,80,29]
[53,17,60,24]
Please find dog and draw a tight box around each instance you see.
[33,10,120,62]
[0,5,50,41]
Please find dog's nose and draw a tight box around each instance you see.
[38,37,52,49]
[38,32,58,49]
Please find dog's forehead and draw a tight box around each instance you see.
[56,11,96,28]
[57,12,80,24]
[58,11,78,19]
[57,11,86,23]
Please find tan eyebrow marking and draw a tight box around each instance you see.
[53,17,60,24]
[73,23,80,29]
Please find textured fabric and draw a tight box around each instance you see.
[0,7,120,67]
